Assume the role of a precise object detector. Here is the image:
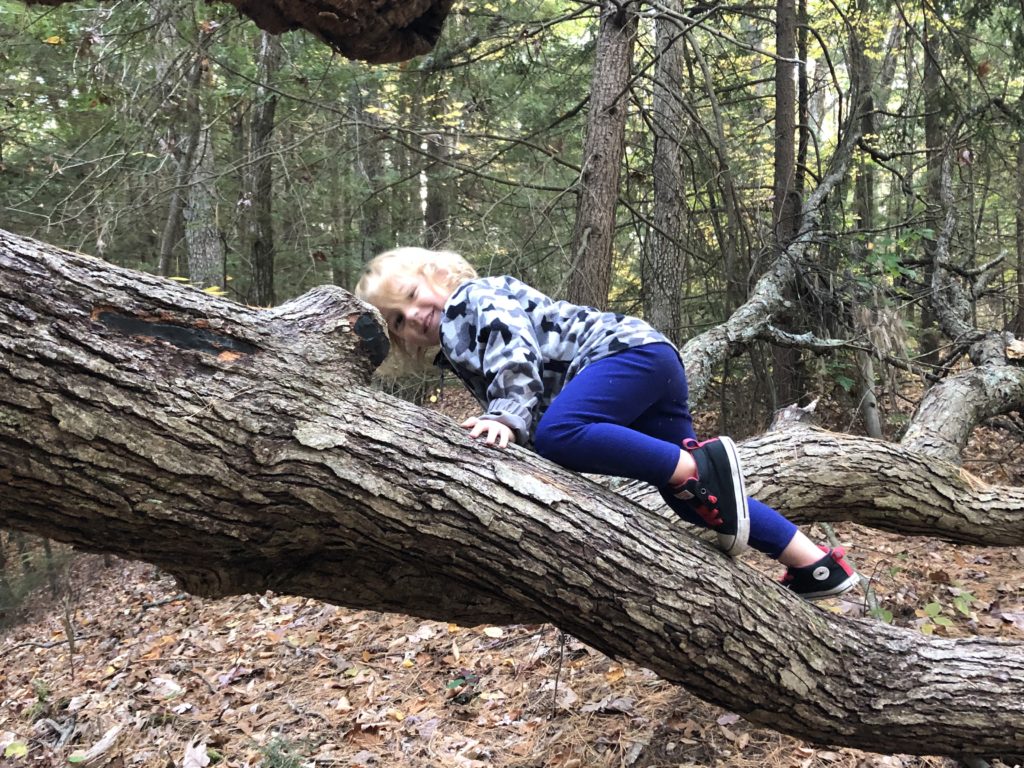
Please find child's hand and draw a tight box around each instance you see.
[461,416,514,449]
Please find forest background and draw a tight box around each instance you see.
[6,0,1022,420]
[3,0,1024,766]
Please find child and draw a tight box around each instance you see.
[355,247,857,600]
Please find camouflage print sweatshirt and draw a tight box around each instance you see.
[437,275,673,445]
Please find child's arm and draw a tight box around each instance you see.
[443,279,545,447]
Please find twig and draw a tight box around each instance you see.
[550,631,567,719]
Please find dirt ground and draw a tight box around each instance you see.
[2,393,1023,768]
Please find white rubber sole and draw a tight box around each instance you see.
[716,436,750,557]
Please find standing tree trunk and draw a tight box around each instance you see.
[183,125,225,290]
[919,15,944,367]
[246,30,283,306]
[643,6,687,344]
[351,78,391,264]
[156,4,201,278]
[423,95,453,247]
[849,1,883,438]
[1014,114,1024,336]
[771,0,802,406]
[566,1,637,309]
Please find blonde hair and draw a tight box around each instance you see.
[355,247,478,363]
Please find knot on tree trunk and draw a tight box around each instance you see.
[262,285,389,381]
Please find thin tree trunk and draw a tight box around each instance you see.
[566,1,637,309]
[351,79,391,263]
[423,117,453,247]
[1015,119,1024,335]
[183,125,225,290]
[157,36,204,278]
[920,15,944,367]
[771,0,802,405]
[849,0,884,438]
[644,5,686,342]
[247,31,282,306]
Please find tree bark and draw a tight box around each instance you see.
[566,1,637,310]
[919,16,944,367]
[184,126,226,290]
[643,4,687,344]
[1015,111,1024,336]
[24,0,454,64]
[771,0,803,406]
[2,227,1024,758]
[246,31,283,307]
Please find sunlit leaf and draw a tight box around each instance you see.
[3,742,28,758]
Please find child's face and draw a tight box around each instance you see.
[381,273,450,349]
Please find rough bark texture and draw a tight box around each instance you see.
[644,4,687,344]
[566,1,637,310]
[184,126,225,290]
[247,31,282,307]
[621,424,1024,547]
[23,0,451,63]
[2,228,1024,758]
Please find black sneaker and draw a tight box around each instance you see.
[670,436,750,557]
[782,546,859,600]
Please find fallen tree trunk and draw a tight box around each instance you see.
[621,424,1024,546]
[1,229,1023,757]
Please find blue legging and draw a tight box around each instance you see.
[533,343,797,558]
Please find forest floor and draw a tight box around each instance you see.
[2,391,1023,768]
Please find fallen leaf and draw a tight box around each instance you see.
[581,695,634,715]
[182,739,210,768]
[604,665,625,683]
[70,724,123,766]
[3,742,28,758]
[1001,612,1024,631]
[483,627,503,638]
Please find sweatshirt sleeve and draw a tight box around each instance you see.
[443,280,544,444]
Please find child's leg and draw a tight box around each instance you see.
[534,343,799,559]
[533,343,693,485]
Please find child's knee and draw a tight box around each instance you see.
[534,419,575,464]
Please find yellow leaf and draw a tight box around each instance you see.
[483,627,503,638]
[605,665,625,683]
[43,35,63,45]
[4,742,28,758]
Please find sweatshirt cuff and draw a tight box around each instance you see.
[483,402,531,445]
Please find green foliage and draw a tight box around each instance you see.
[25,679,50,722]
[2,0,1024,417]
[915,588,978,635]
[258,738,304,768]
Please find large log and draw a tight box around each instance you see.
[1,229,1023,758]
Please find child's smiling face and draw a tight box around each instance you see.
[382,273,450,349]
